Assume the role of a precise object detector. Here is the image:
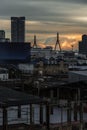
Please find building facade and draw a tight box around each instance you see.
[0,42,31,64]
[11,17,25,42]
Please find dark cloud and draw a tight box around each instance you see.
[61,0,87,4]
[0,0,86,19]
[24,0,87,3]
[0,0,87,40]
[0,0,86,24]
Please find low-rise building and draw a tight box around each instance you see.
[44,61,68,75]
[18,64,34,74]
[34,60,68,76]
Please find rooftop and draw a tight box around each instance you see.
[70,71,87,76]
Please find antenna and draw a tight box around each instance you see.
[33,35,37,48]
[54,32,61,51]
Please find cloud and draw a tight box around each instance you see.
[0,0,86,50]
[61,0,87,4]
[27,33,81,50]
[46,34,81,50]
[0,0,87,26]
[22,0,87,4]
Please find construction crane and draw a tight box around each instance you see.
[54,32,61,51]
[33,35,37,48]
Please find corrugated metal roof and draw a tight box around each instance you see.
[70,71,87,76]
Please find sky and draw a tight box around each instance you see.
[0,0,87,50]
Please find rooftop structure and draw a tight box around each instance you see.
[0,86,50,130]
[0,86,46,107]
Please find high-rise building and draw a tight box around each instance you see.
[0,30,10,42]
[79,34,87,56]
[11,17,25,42]
[0,30,5,39]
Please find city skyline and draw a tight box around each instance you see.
[0,0,87,50]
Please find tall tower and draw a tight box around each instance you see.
[79,34,87,56]
[33,35,37,48]
[54,32,61,51]
[11,17,25,42]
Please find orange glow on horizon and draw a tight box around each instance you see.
[0,19,83,50]
[27,33,82,50]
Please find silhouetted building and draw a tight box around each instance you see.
[0,42,31,64]
[11,17,25,42]
[0,30,10,42]
[79,34,87,56]
[0,30,5,42]
[0,30,5,39]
